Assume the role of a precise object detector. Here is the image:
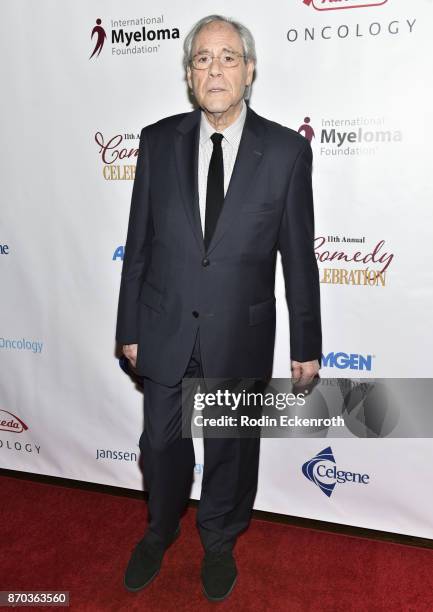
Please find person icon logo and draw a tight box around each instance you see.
[90,18,107,59]
[298,117,315,142]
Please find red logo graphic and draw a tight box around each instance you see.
[0,410,29,433]
[302,0,388,10]
[298,117,315,142]
[90,18,107,59]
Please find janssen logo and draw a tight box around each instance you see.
[322,352,373,370]
[0,410,29,433]
[302,446,370,497]
[302,0,388,11]
[96,448,138,462]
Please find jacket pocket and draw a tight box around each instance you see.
[139,280,163,313]
[243,200,279,214]
[249,296,276,326]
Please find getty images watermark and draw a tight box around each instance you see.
[192,386,344,431]
[181,378,433,438]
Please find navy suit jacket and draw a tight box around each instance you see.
[116,104,322,386]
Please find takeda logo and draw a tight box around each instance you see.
[302,0,388,10]
[0,410,28,433]
[0,410,41,454]
[290,3,416,43]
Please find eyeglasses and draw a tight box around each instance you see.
[190,51,246,70]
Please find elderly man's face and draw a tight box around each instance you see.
[186,21,254,119]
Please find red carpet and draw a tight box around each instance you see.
[1,475,432,611]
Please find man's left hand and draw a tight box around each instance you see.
[291,359,320,386]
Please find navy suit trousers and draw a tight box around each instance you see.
[138,327,261,553]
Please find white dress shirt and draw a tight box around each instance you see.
[198,99,247,237]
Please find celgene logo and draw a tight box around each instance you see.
[322,352,373,370]
[302,446,370,497]
[0,410,29,433]
[302,0,388,11]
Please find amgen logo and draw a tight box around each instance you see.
[322,352,373,370]
[302,446,370,497]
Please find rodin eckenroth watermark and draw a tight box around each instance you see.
[193,412,345,429]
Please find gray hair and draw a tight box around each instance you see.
[183,15,257,100]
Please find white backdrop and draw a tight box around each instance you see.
[1,0,433,539]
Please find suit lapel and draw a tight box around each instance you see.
[174,104,266,256]
[206,106,265,254]
[174,108,204,255]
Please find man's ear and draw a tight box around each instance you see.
[246,60,255,87]
[186,66,192,90]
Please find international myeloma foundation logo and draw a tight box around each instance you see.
[87,14,179,60]
[90,18,107,59]
[302,0,388,10]
[298,117,315,142]
[297,115,402,157]
[0,410,29,433]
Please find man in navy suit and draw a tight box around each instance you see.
[116,14,321,601]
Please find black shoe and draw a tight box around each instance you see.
[201,550,238,602]
[124,525,180,592]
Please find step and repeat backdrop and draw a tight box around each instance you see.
[2,0,433,538]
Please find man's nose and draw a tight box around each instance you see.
[208,57,223,76]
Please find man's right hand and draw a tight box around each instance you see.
[122,344,138,369]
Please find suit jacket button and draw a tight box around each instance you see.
[192,310,199,318]
[202,257,210,267]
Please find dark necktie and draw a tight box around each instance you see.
[204,132,224,251]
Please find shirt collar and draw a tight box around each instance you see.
[199,99,247,146]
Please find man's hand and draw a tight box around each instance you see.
[291,359,320,386]
[123,344,138,369]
